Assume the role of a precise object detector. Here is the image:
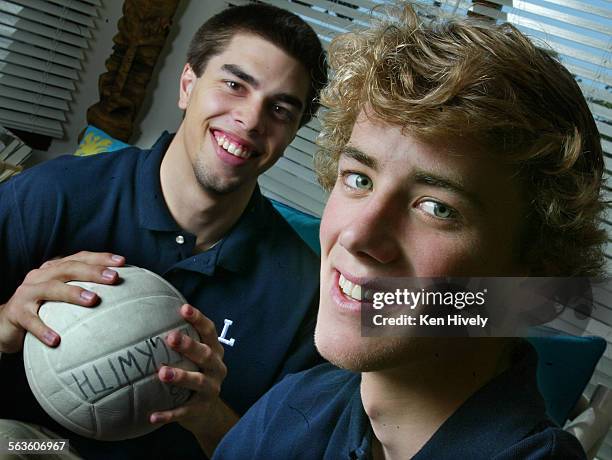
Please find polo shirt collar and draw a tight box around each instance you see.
[349,341,546,459]
[172,186,267,275]
[136,131,180,232]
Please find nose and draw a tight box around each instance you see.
[233,98,265,134]
[338,197,401,265]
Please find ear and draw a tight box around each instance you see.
[178,63,197,110]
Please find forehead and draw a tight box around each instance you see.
[205,32,310,97]
[346,114,513,186]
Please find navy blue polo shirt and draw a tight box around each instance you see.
[214,342,586,459]
[0,132,321,459]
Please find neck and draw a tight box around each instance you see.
[363,338,513,460]
[159,131,255,252]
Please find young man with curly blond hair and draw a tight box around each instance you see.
[213,3,605,459]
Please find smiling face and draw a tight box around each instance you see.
[176,33,310,195]
[315,113,529,371]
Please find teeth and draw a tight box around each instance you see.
[214,132,252,159]
[339,273,363,301]
[351,284,362,301]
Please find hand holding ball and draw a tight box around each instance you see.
[23,266,199,440]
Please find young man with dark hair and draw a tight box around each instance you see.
[0,4,326,459]
[214,3,604,459]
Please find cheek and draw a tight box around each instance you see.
[319,189,344,255]
[407,232,484,277]
[186,89,232,125]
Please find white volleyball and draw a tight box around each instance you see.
[23,265,199,441]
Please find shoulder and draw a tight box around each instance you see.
[214,364,358,460]
[277,363,358,398]
[248,363,357,416]
[8,147,143,197]
[494,424,586,459]
[246,196,320,281]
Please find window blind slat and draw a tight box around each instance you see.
[285,145,315,171]
[259,175,325,216]
[1,1,91,37]
[509,14,610,51]
[597,121,612,139]
[580,84,612,108]
[544,38,612,69]
[299,0,374,26]
[0,83,68,109]
[264,167,328,202]
[0,24,83,59]
[0,36,80,69]
[297,125,318,144]
[0,12,88,48]
[276,156,319,185]
[588,103,612,125]
[0,48,78,79]
[0,74,70,99]
[537,0,612,20]
[485,0,611,35]
[565,62,612,88]
[264,0,354,32]
[0,95,65,120]
[0,62,74,89]
[0,107,62,136]
[290,136,317,156]
[10,0,95,26]
[44,0,97,18]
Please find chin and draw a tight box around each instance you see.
[315,327,413,372]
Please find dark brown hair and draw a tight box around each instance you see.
[187,3,327,126]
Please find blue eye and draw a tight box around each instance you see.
[344,173,373,190]
[419,200,456,219]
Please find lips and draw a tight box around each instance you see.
[330,269,376,314]
[212,129,256,159]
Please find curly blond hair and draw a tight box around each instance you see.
[315,3,606,276]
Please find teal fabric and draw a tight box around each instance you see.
[527,334,606,425]
[271,201,606,426]
[271,200,321,253]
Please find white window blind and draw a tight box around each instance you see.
[0,0,100,138]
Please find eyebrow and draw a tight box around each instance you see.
[221,64,304,112]
[413,170,484,208]
[340,146,483,208]
[222,64,259,88]
[340,146,378,169]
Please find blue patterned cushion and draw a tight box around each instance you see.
[74,125,130,156]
